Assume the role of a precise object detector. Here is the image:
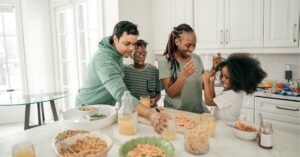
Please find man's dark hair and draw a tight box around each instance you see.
[136,39,148,48]
[216,53,267,94]
[113,21,139,39]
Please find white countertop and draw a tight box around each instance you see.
[253,92,300,102]
[1,120,299,157]
[214,86,300,102]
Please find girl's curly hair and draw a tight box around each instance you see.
[216,53,267,94]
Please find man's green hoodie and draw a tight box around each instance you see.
[75,36,138,106]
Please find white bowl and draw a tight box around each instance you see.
[61,105,117,131]
[232,121,258,140]
[54,131,112,157]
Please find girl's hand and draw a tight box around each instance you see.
[211,53,222,71]
[180,60,196,79]
[202,71,215,83]
[149,112,171,134]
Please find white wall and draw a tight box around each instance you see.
[118,0,154,65]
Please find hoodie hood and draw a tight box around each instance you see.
[98,36,123,59]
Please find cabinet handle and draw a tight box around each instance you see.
[226,29,230,44]
[293,24,297,42]
[276,106,299,111]
[220,30,224,44]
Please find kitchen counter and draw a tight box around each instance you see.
[0,120,299,157]
[214,86,300,101]
[253,92,300,102]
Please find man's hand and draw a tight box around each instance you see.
[149,112,171,134]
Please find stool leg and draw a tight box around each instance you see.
[41,102,45,124]
[37,102,41,126]
[24,104,30,130]
[50,100,58,121]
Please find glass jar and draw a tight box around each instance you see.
[258,122,273,149]
[184,123,209,154]
[118,91,137,136]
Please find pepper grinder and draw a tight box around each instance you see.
[285,64,293,82]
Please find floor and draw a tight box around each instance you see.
[0,122,23,138]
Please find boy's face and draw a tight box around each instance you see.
[132,46,147,65]
[113,32,138,58]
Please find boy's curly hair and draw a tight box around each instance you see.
[216,53,267,94]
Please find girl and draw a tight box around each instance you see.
[159,23,206,113]
[202,53,266,121]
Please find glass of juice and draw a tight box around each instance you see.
[12,141,36,157]
[140,95,150,108]
[162,115,176,140]
[200,113,216,137]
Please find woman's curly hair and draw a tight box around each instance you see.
[216,53,267,94]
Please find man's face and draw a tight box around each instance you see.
[113,32,138,58]
[132,46,147,65]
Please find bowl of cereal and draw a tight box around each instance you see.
[54,131,112,157]
[119,136,174,157]
[232,121,258,140]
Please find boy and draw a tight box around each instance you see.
[124,39,161,107]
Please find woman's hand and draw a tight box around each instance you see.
[180,60,196,79]
[149,112,171,134]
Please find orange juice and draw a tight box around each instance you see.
[118,114,136,135]
[200,113,216,137]
[163,132,176,140]
[14,149,36,157]
[140,96,150,108]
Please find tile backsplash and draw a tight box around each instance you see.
[154,53,300,80]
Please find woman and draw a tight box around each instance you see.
[159,23,206,113]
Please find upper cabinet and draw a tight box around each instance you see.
[152,0,300,53]
[152,0,193,54]
[264,0,299,47]
[195,0,263,49]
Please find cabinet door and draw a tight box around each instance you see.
[152,0,172,54]
[194,0,225,49]
[171,0,193,27]
[152,0,194,54]
[255,111,300,134]
[264,0,299,47]
[224,0,263,48]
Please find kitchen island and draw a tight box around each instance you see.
[0,119,299,157]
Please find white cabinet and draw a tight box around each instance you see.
[194,0,263,49]
[152,0,193,54]
[264,0,299,47]
[255,97,300,134]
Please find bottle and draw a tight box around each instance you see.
[258,122,273,149]
[118,91,137,136]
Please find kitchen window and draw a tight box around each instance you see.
[52,0,103,108]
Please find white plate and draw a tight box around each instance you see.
[61,105,117,131]
[53,131,112,157]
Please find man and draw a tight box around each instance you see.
[76,21,168,133]
[124,39,161,107]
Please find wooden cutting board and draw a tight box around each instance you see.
[138,108,202,133]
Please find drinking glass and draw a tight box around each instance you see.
[12,141,36,157]
[140,95,151,108]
